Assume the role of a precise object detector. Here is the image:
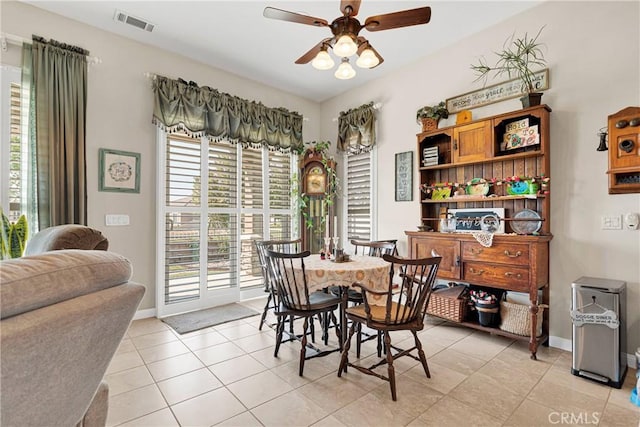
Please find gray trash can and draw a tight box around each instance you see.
[571,276,627,388]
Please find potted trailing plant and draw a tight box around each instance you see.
[0,210,28,259]
[416,101,449,132]
[470,26,547,108]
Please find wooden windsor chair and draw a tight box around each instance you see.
[254,238,301,331]
[331,239,398,358]
[265,249,342,376]
[337,254,441,401]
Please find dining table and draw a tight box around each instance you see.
[290,253,392,345]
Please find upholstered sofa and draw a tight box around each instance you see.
[0,249,144,426]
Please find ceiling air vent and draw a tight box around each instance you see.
[114,10,155,32]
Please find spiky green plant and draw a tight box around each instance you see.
[0,210,28,259]
[471,26,547,93]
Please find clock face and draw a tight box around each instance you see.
[306,166,326,194]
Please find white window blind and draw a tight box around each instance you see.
[164,137,202,304]
[1,68,27,223]
[346,150,372,241]
[207,141,238,290]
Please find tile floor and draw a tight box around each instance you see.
[106,298,639,427]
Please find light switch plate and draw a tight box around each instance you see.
[601,215,622,230]
[105,214,130,226]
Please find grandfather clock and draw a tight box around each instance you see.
[299,149,336,253]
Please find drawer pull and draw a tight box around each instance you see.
[504,250,522,258]
[469,267,485,275]
[504,272,523,279]
[470,248,483,255]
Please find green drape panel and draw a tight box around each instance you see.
[152,76,303,152]
[337,102,376,153]
[31,36,89,228]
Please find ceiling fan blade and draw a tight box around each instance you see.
[263,7,329,27]
[364,7,431,31]
[295,38,333,64]
[340,0,361,17]
[356,38,384,68]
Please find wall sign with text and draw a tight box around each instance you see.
[446,69,549,114]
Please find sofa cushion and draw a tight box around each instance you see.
[0,250,132,319]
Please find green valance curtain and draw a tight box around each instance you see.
[337,102,376,153]
[28,36,89,229]
[152,76,303,152]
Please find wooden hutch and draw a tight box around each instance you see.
[406,105,552,359]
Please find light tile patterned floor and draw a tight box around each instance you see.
[107,298,640,427]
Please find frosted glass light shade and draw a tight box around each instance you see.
[335,59,356,80]
[312,50,335,70]
[333,35,358,57]
[356,48,379,68]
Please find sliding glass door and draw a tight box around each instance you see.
[156,131,295,317]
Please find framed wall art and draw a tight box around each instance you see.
[99,148,141,193]
[395,151,413,202]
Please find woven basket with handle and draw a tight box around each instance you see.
[499,300,546,336]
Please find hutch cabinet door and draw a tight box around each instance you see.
[452,120,492,163]
[409,236,461,280]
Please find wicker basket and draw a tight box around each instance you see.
[426,285,468,323]
[499,300,546,336]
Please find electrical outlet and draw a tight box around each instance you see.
[601,215,622,230]
[105,214,130,226]
[624,213,639,230]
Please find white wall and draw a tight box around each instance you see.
[1,1,322,311]
[320,1,640,354]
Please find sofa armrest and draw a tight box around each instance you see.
[0,250,132,319]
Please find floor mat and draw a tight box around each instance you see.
[161,303,259,334]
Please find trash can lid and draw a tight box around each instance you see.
[571,276,626,292]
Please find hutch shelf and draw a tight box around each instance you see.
[407,104,553,359]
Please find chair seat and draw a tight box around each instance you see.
[278,290,341,314]
[346,302,414,325]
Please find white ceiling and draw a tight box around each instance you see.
[23,1,540,102]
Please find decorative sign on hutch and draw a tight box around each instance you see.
[446,69,549,114]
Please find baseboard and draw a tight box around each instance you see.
[133,308,156,320]
[549,335,637,369]
[549,335,572,352]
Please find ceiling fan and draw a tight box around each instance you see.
[263,0,431,79]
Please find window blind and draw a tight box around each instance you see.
[346,150,372,241]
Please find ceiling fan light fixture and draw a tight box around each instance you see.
[333,34,358,57]
[335,58,356,80]
[356,48,379,68]
[311,49,335,70]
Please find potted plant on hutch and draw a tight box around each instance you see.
[470,26,547,108]
[416,101,449,132]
